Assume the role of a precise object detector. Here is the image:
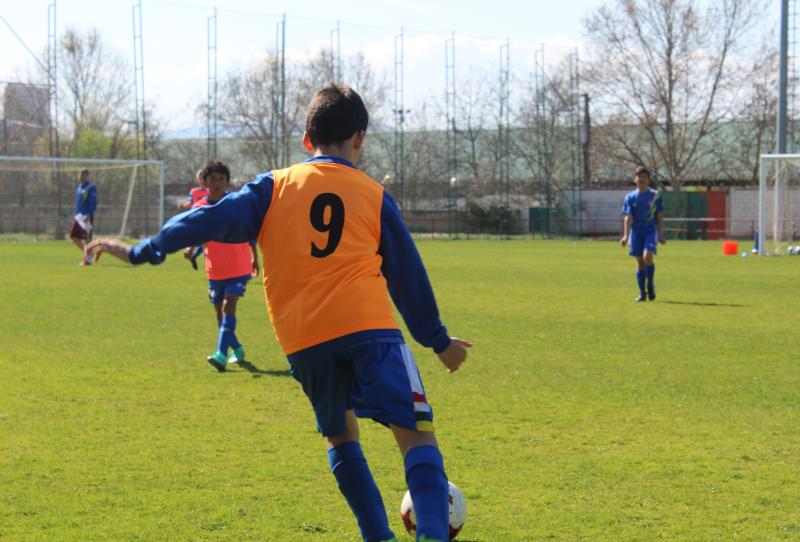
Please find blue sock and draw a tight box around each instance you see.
[216,315,237,355]
[636,269,646,296]
[404,445,449,542]
[328,442,393,542]
[646,264,655,291]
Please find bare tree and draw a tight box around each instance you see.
[215,49,390,173]
[456,68,495,197]
[714,41,777,184]
[216,52,296,170]
[59,28,133,156]
[515,57,581,205]
[584,0,766,189]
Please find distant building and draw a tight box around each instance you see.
[1,82,50,156]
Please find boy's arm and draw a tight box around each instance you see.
[656,212,666,244]
[379,191,470,372]
[620,194,631,245]
[621,214,631,246]
[90,173,274,264]
[249,240,260,276]
[87,186,98,219]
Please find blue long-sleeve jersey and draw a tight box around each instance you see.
[129,156,450,355]
[75,181,97,216]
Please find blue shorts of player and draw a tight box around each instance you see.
[629,227,658,257]
[207,274,250,304]
[288,331,434,437]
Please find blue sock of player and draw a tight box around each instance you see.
[327,441,394,542]
[404,445,449,542]
[216,315,237,355]
[636,269,646,296]
[646,264,655,290]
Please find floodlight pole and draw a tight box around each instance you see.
[581,93,590,187]
[445,32,456,233]
[330,20,341,83]
[393,27,405,209]
[499,38,510,210]
[207,7,218,161]
[778,0,789,154]
[159,163,165,226]
[132,0,148,233]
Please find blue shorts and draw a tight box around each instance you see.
[207,274,250,304]
[288,338,434,437]
[629,228,658,257]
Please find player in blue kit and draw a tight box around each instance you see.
[69,168,98,265]
[88,85,470,542]
[620,165,666,301]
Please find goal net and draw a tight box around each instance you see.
[0,156,165,239]
[759,154,800,255]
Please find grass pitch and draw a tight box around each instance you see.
[1,239,799,541]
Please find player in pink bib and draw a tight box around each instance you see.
[186,162,259,371]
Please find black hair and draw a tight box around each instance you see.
[201,161,230,182]
[305,84,369,147]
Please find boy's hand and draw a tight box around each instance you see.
[86,239,132,263]
[437,337,472,373]
[252,260,260,277]
[620,235,628,246]
[659,236,667,245]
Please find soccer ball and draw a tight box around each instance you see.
[400,481,467,540]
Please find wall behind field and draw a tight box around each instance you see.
[570,188,800,239]
[728,188,800,238]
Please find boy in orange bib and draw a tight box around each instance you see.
[89,85,470,542]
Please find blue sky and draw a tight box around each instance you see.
[0,0,780,129]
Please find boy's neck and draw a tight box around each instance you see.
[313,146,358,164]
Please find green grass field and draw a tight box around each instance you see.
[1,239,799,541]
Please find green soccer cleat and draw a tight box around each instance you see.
[228,346,245,364]
[207,351,227,372]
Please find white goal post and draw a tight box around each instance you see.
[758,154,800,255]
[0,155,165,238]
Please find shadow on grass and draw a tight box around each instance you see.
[660,300,745,308]
[230,360,291,378]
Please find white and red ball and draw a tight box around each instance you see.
[400,481,467,540]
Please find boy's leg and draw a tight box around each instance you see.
[290,349,394,542]
[635,256,647,301]
[216,294,239,356]
[221,278,249,363]
[214,302,223,327]
[70,221,93,264]
[392,427,449,542]
[643,229,657,300]
[644,251,656,300]
[354,342,448,542]
[206,283,227,371]
[629,230,646,301]
[327,411,395,542]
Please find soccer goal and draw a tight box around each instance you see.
[0,156,165,239]
[758,154,800,255]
